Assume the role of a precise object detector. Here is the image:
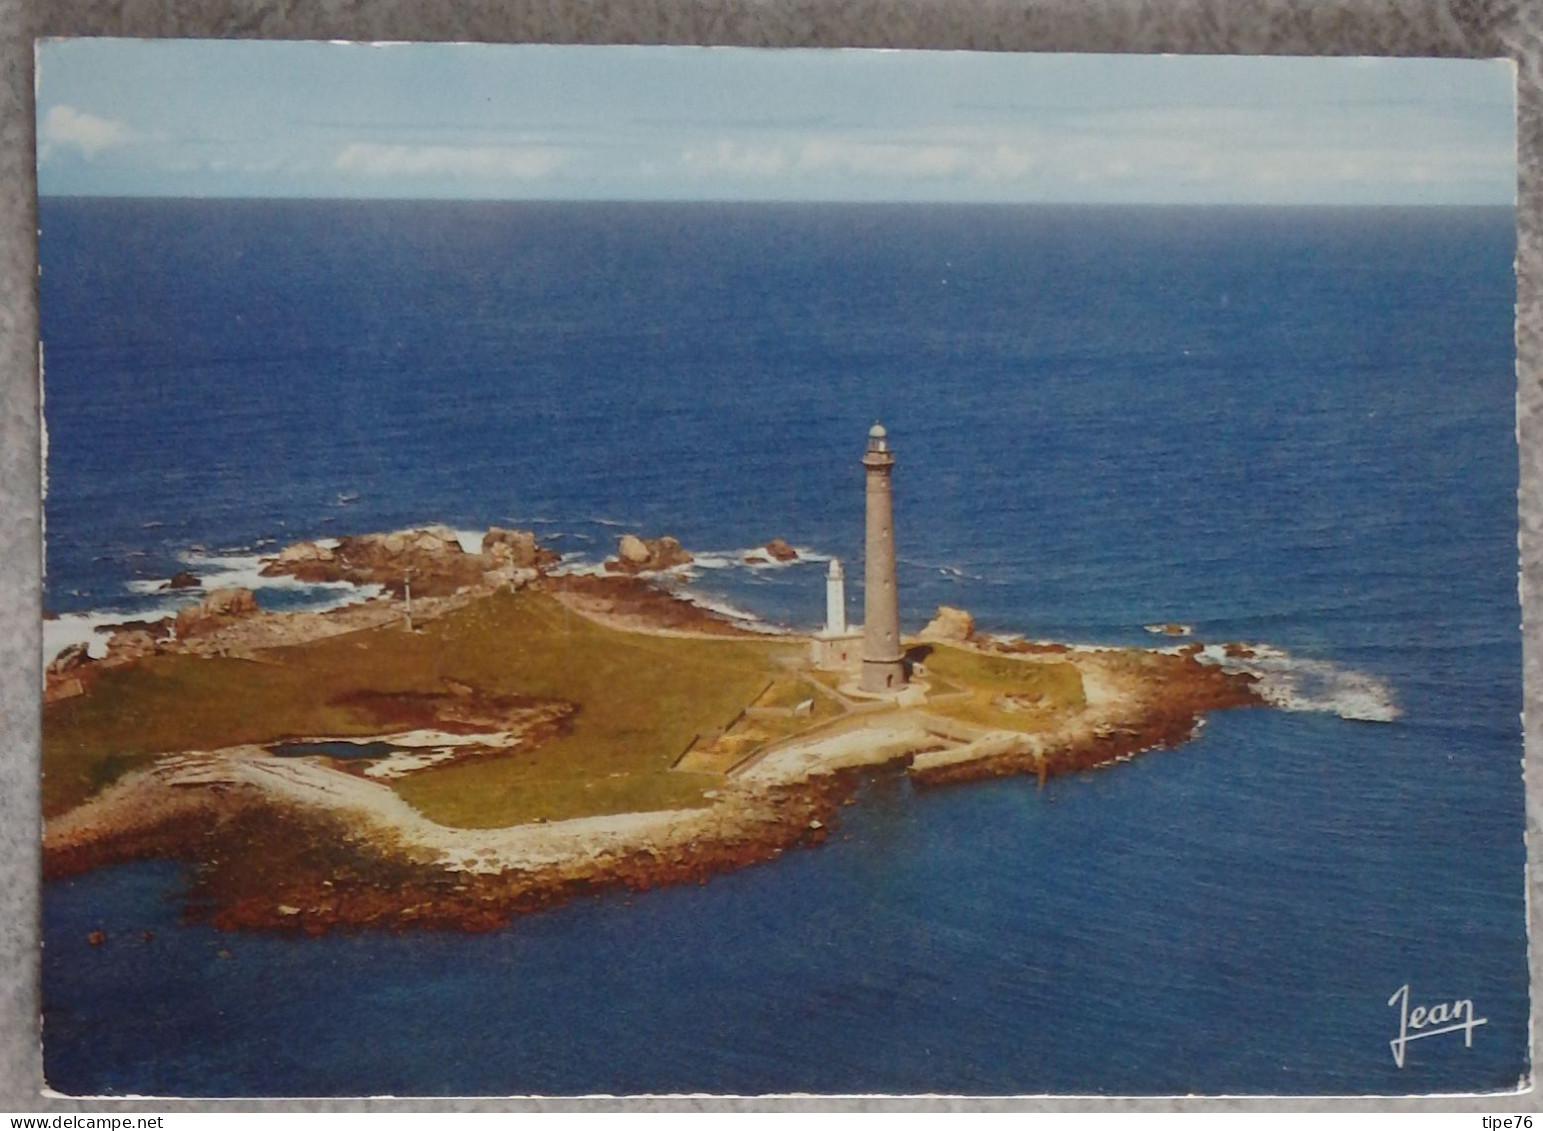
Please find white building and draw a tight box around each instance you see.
[811,557,862,670]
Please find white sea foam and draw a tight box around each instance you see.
[744,546,830,570]
[559,543,832,583]
[684,545,831,574]
[44,611,139,661]
[46,580,218,660]
[538,549,788,633]
[1196,642,1400,722]
[664,587,789,635]
[176,550,362,597]
[53,528,815,664]
[897,556,986,582]
[47,548,384,663]
[552,552,607,578]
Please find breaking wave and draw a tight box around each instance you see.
[44,611,133,662]
[45,548,382,663]
[49,527,822,662]
[125,550,321,597]
[679,545,830,578]
[553,552,607,578]
[897,556,987,583]
[1196,643,1400,722]
[661,586,790,635]
[553,544,832,581]
[543,540,820,634]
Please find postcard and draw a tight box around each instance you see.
[34,39,1525,1097]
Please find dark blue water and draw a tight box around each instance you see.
[38,199,1525,1095]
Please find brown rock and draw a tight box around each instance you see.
[46,642,91,675]
[617,533,652,565]
[112,617,172,636]
[205,588,258,617]
[160,570,200,591]
[607,534,694,574]
[484,567,538,591]
[262,528,506,597]
[410,527,462,556]
[175,587,259,639]
[44,677,85,703]
[919,605,975,643]
[651,536,692,570]
[481,527,558,571]
[762,538,798,562]
[273,540,335,566]
[103,628,160,664]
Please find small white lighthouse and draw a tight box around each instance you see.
[811,556,861,670]
[825,558,847,635]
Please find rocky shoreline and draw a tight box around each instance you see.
[43,524,1266,935]
[44,524,765,704]
[42,666,1248,936]
[45,764,864,934]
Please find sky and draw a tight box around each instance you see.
[35,39,1517,206]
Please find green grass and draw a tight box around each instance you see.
[753,676,812,709]
[921,644,1085,732]
[390,592,791,825]
[44,589,795,827]
[43,652,383,817]
[44,598,1098,828]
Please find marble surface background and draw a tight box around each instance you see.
[1,0,1539,1111]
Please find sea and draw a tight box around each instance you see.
[36,198,1527,1096]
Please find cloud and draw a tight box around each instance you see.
[796,139,966,179]
[333,142,570,180]
[680,140,789,177]
[677,134,1040,186]
[978,144,1035,181]
[1035,106,1510,197]
[40,105,135,158]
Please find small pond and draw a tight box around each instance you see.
[268,740,406,759]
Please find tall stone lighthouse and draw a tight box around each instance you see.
[861,422,907,692]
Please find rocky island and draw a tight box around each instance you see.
[42,519,1266,935]
[44,423,1287,934]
